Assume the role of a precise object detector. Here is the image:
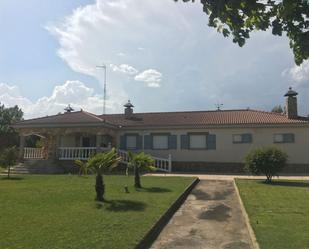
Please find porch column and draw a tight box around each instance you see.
[45,135,58,161]
[19,135,25,161]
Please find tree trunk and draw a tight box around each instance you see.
[95,173,105,202]
[266,174,272,183]
[134,165,141,188]
[7,165,10,179]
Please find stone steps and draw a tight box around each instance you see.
[3,161,65,174]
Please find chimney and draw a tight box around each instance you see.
[284,87,298,119]
[124,100,134,119]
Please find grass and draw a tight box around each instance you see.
[236,179,309,249]
[0,175,194,249]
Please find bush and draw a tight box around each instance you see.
[0,146,18,179]
[245,147,288,183]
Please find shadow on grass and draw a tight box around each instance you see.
[135,187,171,193]
[259,180,309,188]
[96,199,146,212]
[1,176,24,181]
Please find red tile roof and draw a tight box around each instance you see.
[14,109,309,128]
[99,109,309,127]
[15,111,106,125]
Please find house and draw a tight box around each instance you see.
[13,87,309,173]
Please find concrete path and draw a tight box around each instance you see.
[146,173,309,181]
[150,180,253,249]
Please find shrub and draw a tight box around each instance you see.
[0,146,18,179]
[245,147,288,183]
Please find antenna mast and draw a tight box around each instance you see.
[96,64,107,114]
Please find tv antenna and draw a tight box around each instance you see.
[96,64,107,115]
[215,103,223,111]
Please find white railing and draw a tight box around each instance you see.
[58,147,97,160]
[24,147,44,159]
[152,154,172,172]
[57,147,172,172]
[118,149,172,172]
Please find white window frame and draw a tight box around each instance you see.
[274,133,295,143]
[189,134,207,149]
[233,134,243,143]
[126,135,137,150]
[232,134,252,144]
[152,134,169,150]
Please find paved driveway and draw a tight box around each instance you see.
[150,180,253,249]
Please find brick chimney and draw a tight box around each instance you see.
[124,100,134,119]
[284,87,298,119]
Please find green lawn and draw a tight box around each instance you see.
[0,175,194,249]
[236,179,309,249]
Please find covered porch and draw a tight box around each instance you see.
[19,126,117,161]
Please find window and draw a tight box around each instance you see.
[126,135,137,149]
[233,134,252,144]
[153,135,168,149]
[189,134,207,149]
[274,133,295,143]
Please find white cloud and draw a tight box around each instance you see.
[134,69,162,87]
[285,60,309,88]
[110,63,138,75]
[0,81,124,119]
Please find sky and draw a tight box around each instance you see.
[0,0,308,119]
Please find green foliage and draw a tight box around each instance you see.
[74,160,91,176]
[0,103,23,150]
[177,0,309,65]
[245,147,288,183]
[128,151,155,171]
[87,148,121,175]
[0,146,18,178]
[128,151,155,188]
[271,105,284,113]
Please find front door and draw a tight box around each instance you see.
[82,137,90,147]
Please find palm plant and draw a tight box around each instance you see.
[87,148,121,202]
[128,151,155,188]
[74,160,91,176]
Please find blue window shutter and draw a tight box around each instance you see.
[168,135,177,149]
[181,135,189,149]
[144,135,152,149]
[136,135,143,150]
[207,134,216,150]
[120,135,126,150]
[242,134,252,143]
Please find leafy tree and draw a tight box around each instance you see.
[176,0,309,65]
[0,103,23,150]
[128,151,155,188]
[0,146,18,179]
[271,105,284,113]
[245,147,288,183]
[87,149,121,202]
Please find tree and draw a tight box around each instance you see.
[271,105,284,113]
[245,147,288,183]
[0,146,18,179]
[176,0,309,65]
[128,151,155,188]
[0,103,23,151]
[87,149,121,202]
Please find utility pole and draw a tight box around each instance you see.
[96,64,107,115]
